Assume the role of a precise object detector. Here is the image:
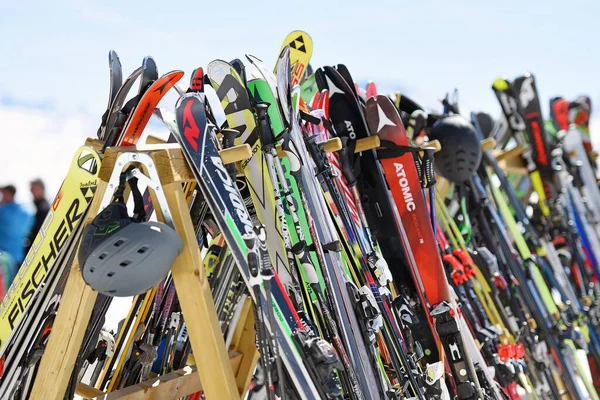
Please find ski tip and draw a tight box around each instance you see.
[492,78,509,90]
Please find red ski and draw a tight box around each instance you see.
[366,95,450,306]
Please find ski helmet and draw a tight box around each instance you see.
[472,111,494,138]
[428,115,482,184]
[78,169,183,297]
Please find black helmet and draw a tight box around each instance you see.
[472,112,494,138]
[78,169,183,297]
[428,115,482,184]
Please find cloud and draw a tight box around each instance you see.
[0,101,168,211]
[0,95,54,111]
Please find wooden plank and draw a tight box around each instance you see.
[76,382,105,399]
[162,180,239,399]
[228,298,252,351]
[145,135,251,164]
[420,139,441,152]
[499,157,528,175]
[29,179,108,400]
[494,144,525,162]
[481,137,497,151]
[100,147,195,184]
[320,137,342,153]
[233,300,259,397]
[92,355,243,400]
[85,138,106,152]
[435,176,451,199]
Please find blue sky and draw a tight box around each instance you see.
[1,0,599,115]
[0,0,599,202]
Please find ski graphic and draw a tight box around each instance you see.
[100,67,145,140]
[173,92,322,398]
[0,146,100,353]
[206,60,293,290]
[276,30,313,86]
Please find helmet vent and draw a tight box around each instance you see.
[150,226,163,233]
[107,272,115,277]
[120,260,131,267]
[114,239,125,247]
[99,253,108,260]
[137,246,149,254]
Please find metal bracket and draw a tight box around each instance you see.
[101,152,175,227]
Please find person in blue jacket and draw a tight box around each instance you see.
[0,185,33,284]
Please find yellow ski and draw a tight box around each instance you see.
[277,30,313,86]
[0,145,100,352]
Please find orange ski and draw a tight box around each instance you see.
[119,70,184,146]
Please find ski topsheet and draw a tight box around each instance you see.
[0,146,100,353]
[206,60,294,290]
[366,96,450,306]
[173,92,321,398]
[366,95,497,397]
[276,30,313,86]
[119,70,184,146]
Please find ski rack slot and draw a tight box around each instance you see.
[145,134,252,165]
[29,141,258,400]
[419,139,441,153]
[485,137,530,175]
[481,137,497,151]
[494,144,525,162]
[276,135,384,158]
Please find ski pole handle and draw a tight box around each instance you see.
[338,137,357,187]
[254,102,276,150]
[220,128,241,180]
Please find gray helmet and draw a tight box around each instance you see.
[79,170,183,297]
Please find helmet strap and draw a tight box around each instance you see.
[113,166,147,222]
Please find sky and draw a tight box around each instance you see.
[1,0,599,205]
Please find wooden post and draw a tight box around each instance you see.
[29,180,108,399]
[230,299,259,396]
[155,148,238,400]
[30,145,242,399]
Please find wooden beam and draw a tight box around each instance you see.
[493,144,526,162]
[481,137,497,151]
[218,144,253,164]
[435,176,451,199]
[76,382,105,399]
[161,179,239,400]
[498,157,529,175]
[100,147,195,184]
[420,139,441,153]
[144,135,251,164]
[85,137,106,152]
[146,134,168,145]
[89,355,243,400]
[232,299,259,397]
[29,179,108,399]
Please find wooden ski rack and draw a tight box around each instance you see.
[26,133,444,399]
[29,138,257,400]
